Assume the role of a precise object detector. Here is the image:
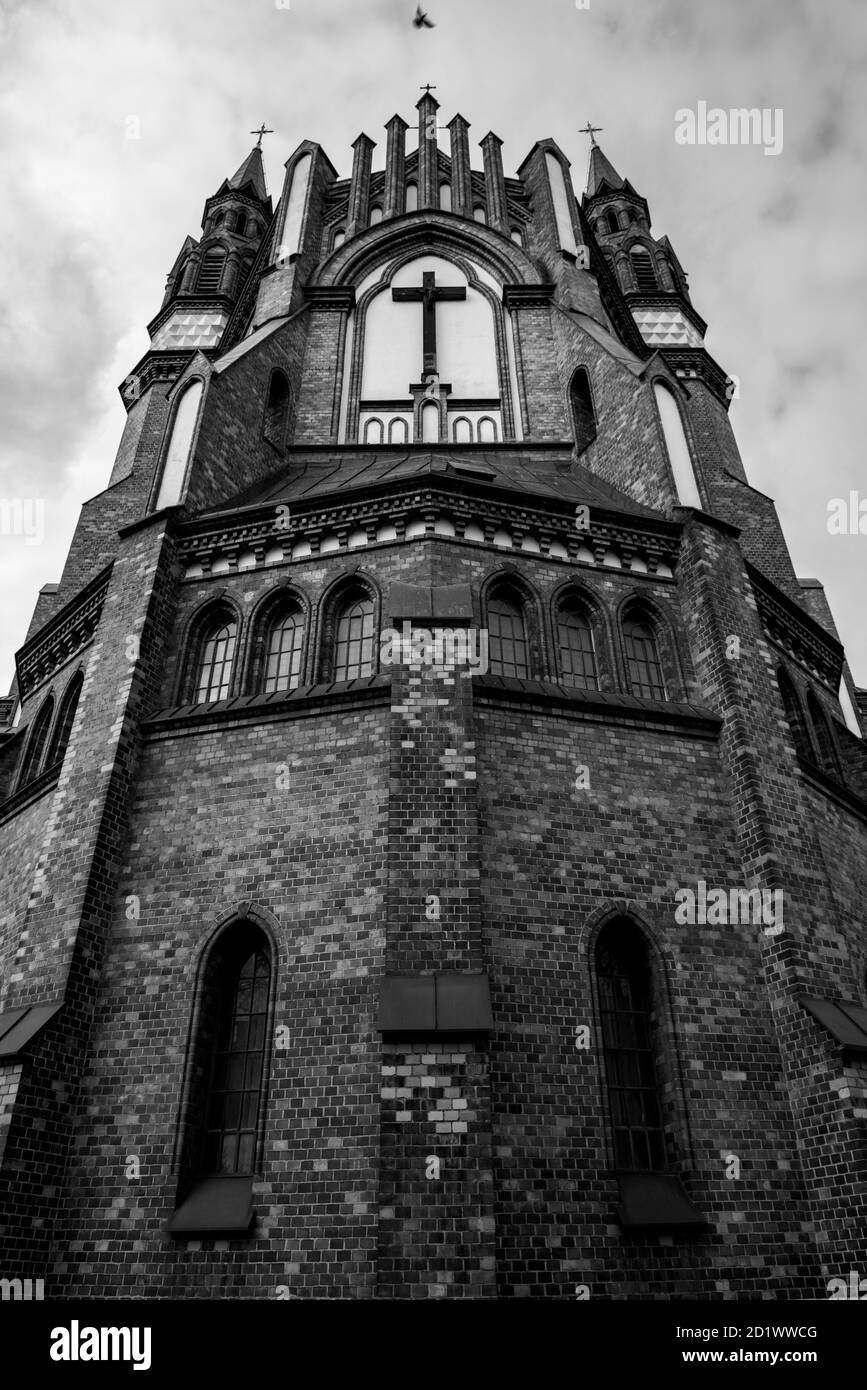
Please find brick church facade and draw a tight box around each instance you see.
[1,94,865,1300]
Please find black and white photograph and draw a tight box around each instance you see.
[0,0,864,1365]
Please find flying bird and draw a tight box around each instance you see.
[413,5,435,28]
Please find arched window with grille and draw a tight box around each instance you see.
[487,588,529,679]
[569,367,597,455]
[623,608,666,700]
[596,920,666,1171]
[191,611,237,703]
[630,245,658,291]
[807,691,842,779]
[262,604,305,694]
[777,668,813,761]
[44,671,83,770]
[333,591,376,681]
[557,600,599,690]
[263,370,291,453]
[197,248,226,293]
[17,695,55,789]
[169,918,274,1236]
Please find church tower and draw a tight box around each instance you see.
[0,96,865,1301]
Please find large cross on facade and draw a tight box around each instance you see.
[392,270,466,377]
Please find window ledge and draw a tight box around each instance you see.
[472,674,721,737]
[797,756,867,823]
[614,1172,707,1232]
[166,1176,255,1238]
[144,675,392,734]
[0,763,61,827]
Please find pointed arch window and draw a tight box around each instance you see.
[596,920,667,1171]
[264,370,291,452]
[478,416,497,443]
[807,691,842,779]
[438,183,451,212]
[17,695,54,788]
[487,590,529,679]
[557,601,599,690]
[605,209,620,234]
[405,183,418,213]
[263,605,304,694]
[653,381,702,509]
[194,614,237,703]
[334,592,376,681]
[623,610,666,700]
[45,671,83,770]
[201,945,270,1175]
[570,368,597,455]
[630,246,658,291]
[388,418,409,444]
[777,668,813,761]
[154,379,203,511]
[197,248,226,293]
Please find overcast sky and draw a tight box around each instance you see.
[0,0,864,692]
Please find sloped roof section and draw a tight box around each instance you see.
[586,143,626,196]
[193,447,666,525]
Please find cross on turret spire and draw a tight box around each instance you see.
[249,124,273,150]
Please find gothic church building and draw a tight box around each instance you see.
[1,94,866,1299]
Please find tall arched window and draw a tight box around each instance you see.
[473,205,487,224]
[154,379,204,511]
[477,416,497,443]
[332,228,345,251]
[807,691,842,779]
[233,212,247,236]
[405,183,418,213]
[388,418,409,444]
[421,402,439,443]
[653,381,702,509]
[193,613,237,703]
[487,590,529,679]
[623,610,666,700]
[605,209,620,235]
[510,227,523,247]
[630,246,657,291]
[557,601,599,690]
[596,920,666,1171]
[201,944,270,1175]
[569,368,597,455]
[438,183,451,212]
[369,205,383,226]
[197,248,226,293]
[44,671,83,769]
[263,371,291,452]
[263,605,304,694]
[17,695,54,788]
[169,920,273,1236]
[334,592,376,681]
[777,668,813,761]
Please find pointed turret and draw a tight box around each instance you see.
[586,141,626,197]
[227,144,269,202]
